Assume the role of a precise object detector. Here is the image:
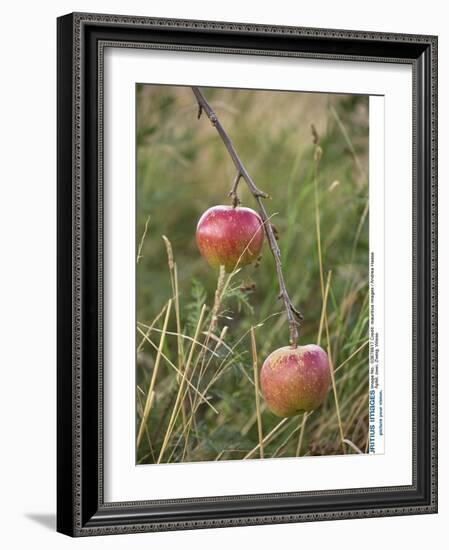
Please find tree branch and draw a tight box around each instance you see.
[192,86,302,346]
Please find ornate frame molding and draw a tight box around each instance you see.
[57,12,437,537]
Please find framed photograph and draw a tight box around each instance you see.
[57,12,438,536]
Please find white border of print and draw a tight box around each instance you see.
[103,47,411,503]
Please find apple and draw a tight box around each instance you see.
[260,344,331,417]
[196,205,264,272]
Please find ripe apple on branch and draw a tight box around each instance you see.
[196,205,264,272]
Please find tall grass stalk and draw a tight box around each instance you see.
[295,270,332,456]
[295,413,310,457]
[157,304,207,463]
[250,326,264,459]
[325,309,346,453]
[162,235,190,455]
[312,133,345,454]
[137,299,172,448]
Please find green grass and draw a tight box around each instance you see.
[136,85,369,464]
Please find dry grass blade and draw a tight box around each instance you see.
[201,327,232,353]
[162,234,189,455]
[180,267,227,458]
[157,304,207,463]
[295,271,331,456]
[344,392,369,435]
[136,389,156,462]
[311,134,345,454]
[317,271,332,347]
[162,235,184,364]
[136,301,169,354]
[250,327,264,459]
[136,299,172,448]
[192,266,226,391]
[313,145,325,307]
[329,104,366,180]
[325,311,345,453]
[197,325,229,407]
[136,326,219,414]
[294,132,330,458]
[343,438,364,454]
[243,418,290,460]
[136,214,151,264]
[240,403,267,437]
[295,412,310,457]
[334,340,369,374]
[162,234,174,269]
[274,420,304,458]
[138,324,221,356]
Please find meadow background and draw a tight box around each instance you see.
[136,84,369,464]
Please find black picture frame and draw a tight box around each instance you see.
[57,12,438,537]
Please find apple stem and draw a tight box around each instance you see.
[229,172,242,207]
[192,86,302,346]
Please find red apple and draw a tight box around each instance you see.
[196,205,264,272]
[260,344,331,417]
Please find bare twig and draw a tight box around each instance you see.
[191,86,302,347]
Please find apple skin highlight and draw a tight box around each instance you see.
[260,344,331,417]
[196,205,264,272]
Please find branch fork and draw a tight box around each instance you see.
[192,86,302,346]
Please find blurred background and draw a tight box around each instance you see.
[136,84,369,464]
